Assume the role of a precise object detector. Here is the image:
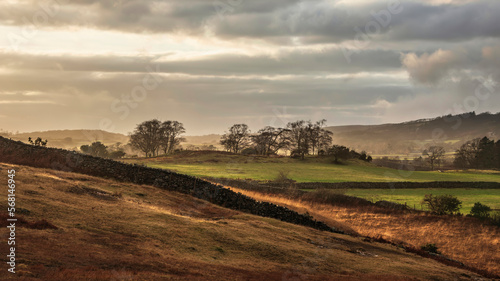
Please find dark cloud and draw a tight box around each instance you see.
[388,0,500,42]
[1,1,500,135]
[1,0,499,43]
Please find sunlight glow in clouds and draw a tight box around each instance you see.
[0,0,499,134]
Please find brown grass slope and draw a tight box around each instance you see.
[226,187,500,278]
[0,163,489,281]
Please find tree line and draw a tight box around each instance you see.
[219,120,372,162]
[454,136,500,169]
[375,136,500,171]
[220,120,332,159]
[84,118,375,162]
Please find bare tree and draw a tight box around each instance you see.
[129,119,163,157]
[309,119,333,155]
[160,121,186,155]
[423,146,445,170]
[251,126,289,155]
[285,120,310,159]
[284,120,332,159]
[220,124,251,153]
[454,138,482,169]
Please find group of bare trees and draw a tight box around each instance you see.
[129,119,186,157]
[454,136,500,169]
[28,137,48,147]
[220,120,333,159]
[80,141,127,159]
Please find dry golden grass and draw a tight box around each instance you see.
[0,163,492,280]
[226,187,500,277]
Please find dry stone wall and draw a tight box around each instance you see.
[0,137,341,233]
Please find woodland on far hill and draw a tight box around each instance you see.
[327,112,500,155]
[1,111,498,157]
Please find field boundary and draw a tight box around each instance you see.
[0,136,341,233]
[296,181,500,189]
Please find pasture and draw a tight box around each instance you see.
[123,151,500,183]
[345,188,500,214]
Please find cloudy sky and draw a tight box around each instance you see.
[0,0,499,135]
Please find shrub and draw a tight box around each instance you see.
[469,202,491,218]
[109,150,126,159]
[421,194,462,215]
[421,243,440,254]
[274,169,295,188]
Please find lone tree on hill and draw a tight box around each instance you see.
[220,124,251,153]
[423,146,445,170]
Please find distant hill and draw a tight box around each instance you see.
[183,134,222,147]
[9,130,223,151]
[10,130,129,149]
[8,111,498,155]
[326,112,500,155]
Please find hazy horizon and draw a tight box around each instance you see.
[3,110,498,137]
[1,0,500,135]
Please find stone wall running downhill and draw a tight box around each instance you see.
[0,136,341,233]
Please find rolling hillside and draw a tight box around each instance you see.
[327,112,500,154]
[0,163,490,280]
[7,130,222,151]
[9,130,129,149]
[5,111,499,154]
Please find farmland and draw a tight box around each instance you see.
[345,188,500,214]
[2,162,490,280]
[123,151,500,214]
[122,151,500,183]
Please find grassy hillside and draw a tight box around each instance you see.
[123,151,500,183]
[0,163,485,280]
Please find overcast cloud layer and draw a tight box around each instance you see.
[0,0,499,135]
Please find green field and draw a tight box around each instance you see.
[123,151,500,183]
[122,151,500,213]
[345,188,500,214]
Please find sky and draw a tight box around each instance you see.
[0,0,499,135]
